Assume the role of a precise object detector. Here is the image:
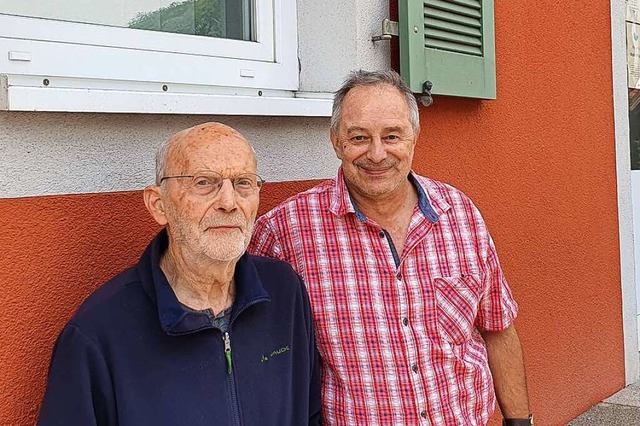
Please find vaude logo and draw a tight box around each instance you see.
[260,346,291,362]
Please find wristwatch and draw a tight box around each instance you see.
[503,414,534,426]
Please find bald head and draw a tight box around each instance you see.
[155,122,256,184]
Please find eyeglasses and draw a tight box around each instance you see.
[160,171,264,197]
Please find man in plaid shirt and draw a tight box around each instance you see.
[249,70,531,426]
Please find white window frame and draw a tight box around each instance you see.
[0,0,332,115]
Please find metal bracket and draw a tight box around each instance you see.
[417,81,433,107]
[372,19,399,42]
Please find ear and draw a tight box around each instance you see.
[329,128,343,160]
[143,185,168,226]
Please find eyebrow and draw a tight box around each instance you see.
[346,126,407,133]
[383,126,406,133]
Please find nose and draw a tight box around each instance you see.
[366,137,388,163]
[214,179,238,212]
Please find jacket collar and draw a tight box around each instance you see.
[329,167,441,224]
[138,229,270,335]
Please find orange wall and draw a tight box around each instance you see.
[0,193,158,425]
[0,1,626,425]
[411,1,624,424]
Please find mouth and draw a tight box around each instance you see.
[206,225,242,232]
[359,166,392,176]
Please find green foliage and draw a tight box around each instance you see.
[128,0,223,37]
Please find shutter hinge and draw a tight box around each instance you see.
[372,19,399,42]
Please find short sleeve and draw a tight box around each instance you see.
[475,236,518,332]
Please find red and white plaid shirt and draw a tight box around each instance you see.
[249,168,518,426]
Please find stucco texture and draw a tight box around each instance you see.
[0,112,337,198]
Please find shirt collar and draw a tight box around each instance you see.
[329,167,440,224]
[138,229,270,335]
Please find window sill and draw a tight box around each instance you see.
[0,75,333,117]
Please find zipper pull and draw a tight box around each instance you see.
[223,332,233,374]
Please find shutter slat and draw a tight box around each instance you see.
[424,8,480,28]
[424,38,482,56]
[425,28,482,48]
[426,17,481,38]
[447,0,481,10]
[425,0,481,19]
[424,0,482,56]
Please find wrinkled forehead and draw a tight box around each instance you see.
[167,124,256,174]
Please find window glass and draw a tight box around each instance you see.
[630,89,640,170]
[0,0,252,41]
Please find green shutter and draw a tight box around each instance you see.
[399,0,496,99]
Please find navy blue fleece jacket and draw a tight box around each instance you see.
[38,230,321,426]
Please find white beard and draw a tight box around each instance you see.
[200,221,254,262]
[164,204,255,263]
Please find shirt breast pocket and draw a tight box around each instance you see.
[434,274,484,345]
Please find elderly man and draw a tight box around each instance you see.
[38,122,321,426]
[249,70,532,426]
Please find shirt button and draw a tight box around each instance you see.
[402,317,409,326]
[396,272,402,281]
[378,230,385,238]
[411,363,418,373]
[420,410,427,419]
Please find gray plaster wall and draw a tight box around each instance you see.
[0,112,339,198]
[297,0,390,91]
[0,0,390,199]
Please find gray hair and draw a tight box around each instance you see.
[154,129,185,185]
[331,69,420,134]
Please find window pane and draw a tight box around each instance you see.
[0,0,253,41]
[630,88,640,170]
